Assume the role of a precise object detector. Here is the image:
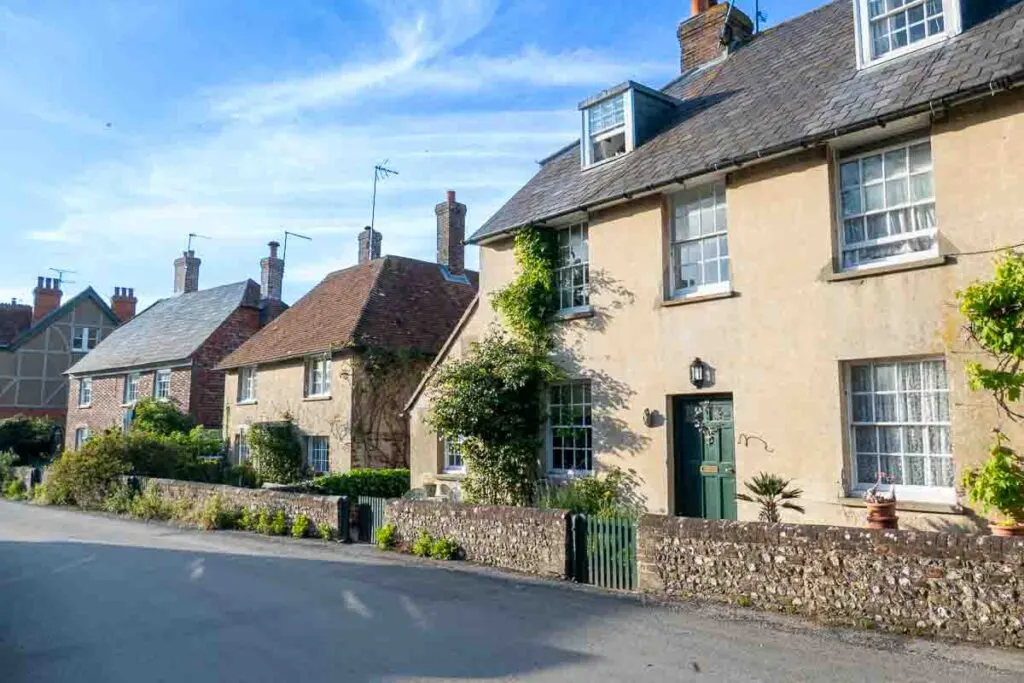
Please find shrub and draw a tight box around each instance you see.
[254,508,272,534]
[31,482,52,505]
[4,478,27,500]
[128,485,175,521]
[735,472,805,524]
[0,415,59,465]
[375,522,397,550]
[429,536,459,560]
[102,481,138,514]
[0,449,17,483]
[411,529,434,557]
[248,420,304,484]
[193,495,239,530]
[319,524,334,541]
[310,469,410,498]
[237,507,255,531]
[962,432,1024,525]
[291,514,311,538]
[224,462,262,489]
[131,397,196,436]
[270,510,288,536]
[46,442,130,508]
[535,468,642,519]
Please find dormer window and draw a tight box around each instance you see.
[856,0,961,67]
[580,82,678,170]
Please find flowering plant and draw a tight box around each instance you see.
[863,471,897,504]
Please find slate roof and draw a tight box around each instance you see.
[67,281,260,375]
[0,305,32,346]
[0,288,120,351]
[217,256,479,369]
[471,0,1024,242]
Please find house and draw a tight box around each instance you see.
[65,243,287,449]
[216,191,478,474]
[0,277,128,430]
[407,0,1024,530]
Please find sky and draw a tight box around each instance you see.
[0,0,823,308]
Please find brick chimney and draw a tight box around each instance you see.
[678,0,753,73]
[32,277,63,323]
[111,287,137,322]
[358,226,382,265]
[435,190,466,275]
[173,250,201,294]
[260,241,284,301]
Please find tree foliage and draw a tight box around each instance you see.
[958,252,1024,420]
[0,415,59,464]
[132,397,197,436]
[248,418,305,484]
[962,432,1024,525]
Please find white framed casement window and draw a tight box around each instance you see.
[74,427,90,450]
[855,0,961,68]
[235,426,250,463]
[581,92,633,168]
[122,372,140,405]
[307,436,329,474]
[237,366,257,403]
[548,380,593,474]
[72,326,100,352]
[304,355,331,398]
[846,358,954,502]
[837,139,937,271]
[443,437,465,474]
[78,377,92,407]
[154,368,172,401]
[555,223,590,312]
[669,182,730,298]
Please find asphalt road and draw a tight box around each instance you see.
[2,501,1023,682]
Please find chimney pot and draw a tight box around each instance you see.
[435,190,467,275]
[447,190,456,205]
[32,274,63,323]
[268,240,280,258]
[111,285,137,322]
[358,227,382,265]
[260,240,285,303]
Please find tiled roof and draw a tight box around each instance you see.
[217,256,479,369]
[67,281,260,375]
[0,305,31,346]
[470,0,1024,242]
[0,288,120,351]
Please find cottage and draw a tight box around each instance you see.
[407,0,1024,529]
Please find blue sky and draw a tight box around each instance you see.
[0,0,823,307]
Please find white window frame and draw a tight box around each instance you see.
[154,368,172,401]
[304,354,332,398]
[236,426,250,463]
[835,138,938,272]
[547,380,594,475]
[78,377,92,407]
[846,357,954,503]
[669,181,730,299]
[122,372,140,406]
[237,365,257,403]
[554,223,590,313]
[443,437,466,474]
[72,326,100,352]
[74,427,89,450]
[581,90,635,169]
[307,435,329,474]
[854,0,961,69]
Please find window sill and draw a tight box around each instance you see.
[437,472,465,481]
[826,255,951,282]
[236,400,258,406]
[553,306,595,322]
[121,403,136,409]
[662,290,736,308]
[303,395,332,402]
[837,497,964,516]
[78,404,91,409]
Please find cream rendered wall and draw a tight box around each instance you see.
[409,90,1024,529]
[224,354,354,472]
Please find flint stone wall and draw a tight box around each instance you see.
[387,500,569,578]
[639,515,1024,648]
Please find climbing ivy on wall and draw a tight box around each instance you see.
[428,226,562,506]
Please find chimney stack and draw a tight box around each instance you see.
[111,287,137,322]
[678,0,753,73]
[260,241,284,301]
[32,276,63,323]
[358,226,382,265]
[173,250,201,294]
[435,189,466,275]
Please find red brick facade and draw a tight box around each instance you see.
[189,305,261,428]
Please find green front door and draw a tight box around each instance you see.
[673,396,737,520]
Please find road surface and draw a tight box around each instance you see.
[1,500,1023,682]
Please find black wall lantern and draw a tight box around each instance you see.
[689,357,707,389]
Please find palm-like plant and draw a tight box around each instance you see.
[736,472,805,523]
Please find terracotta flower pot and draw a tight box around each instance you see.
[989,523,1024,537]
[865,501,898,530]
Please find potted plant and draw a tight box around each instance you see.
[864,472,898,530]
[961,432,1024,537]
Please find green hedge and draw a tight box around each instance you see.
[310,468,409,499]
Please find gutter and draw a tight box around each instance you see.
[469,72,1023,246]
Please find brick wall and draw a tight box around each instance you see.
[190,302,261,428]
[638,515,1024,648]
[386,500,570,578]
[143,477,343,532]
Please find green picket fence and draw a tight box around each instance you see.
[357,496,391,542]
[571,514,637,591]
